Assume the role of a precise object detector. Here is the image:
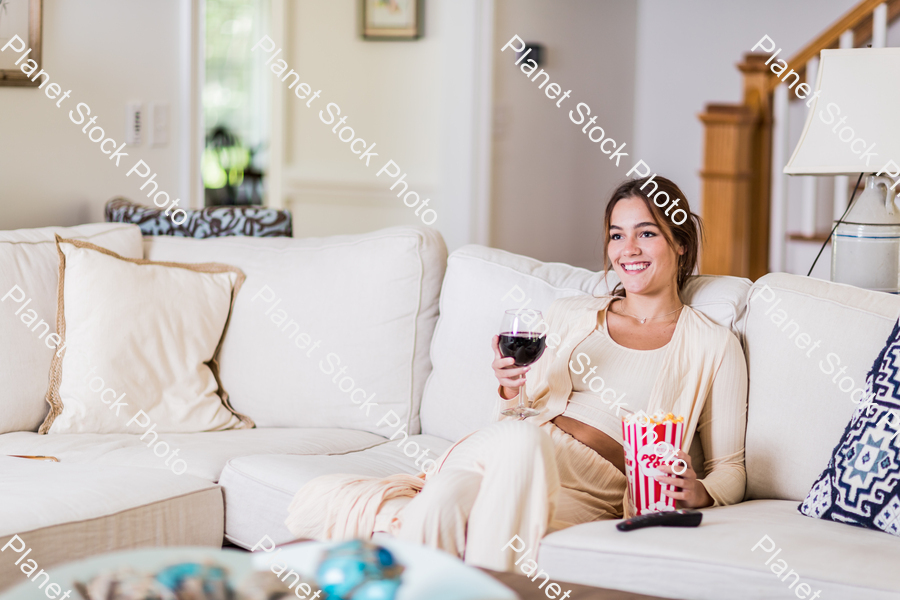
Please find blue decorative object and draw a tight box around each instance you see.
[315,540,404,600]
[155,562,231,598]
[799,319,900,536]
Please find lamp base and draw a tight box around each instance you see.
[831,222,900,293]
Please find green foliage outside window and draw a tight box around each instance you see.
[203,0,268,205]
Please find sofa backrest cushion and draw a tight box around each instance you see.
[106,198,293,238]
[743,273,900,501]
[0,223,144,434]
[143,226,446,437]
[420,245,751,442]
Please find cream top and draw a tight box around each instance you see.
[562,309,667,444]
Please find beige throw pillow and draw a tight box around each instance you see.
[0,223,143,434]
[39,236,254,434]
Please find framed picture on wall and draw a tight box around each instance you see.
[361,0,423,40]
[0,0,42,86]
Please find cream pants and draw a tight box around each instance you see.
[393,419,626,571]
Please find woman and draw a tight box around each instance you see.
[286,176,748,572]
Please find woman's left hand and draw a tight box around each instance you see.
[655,450,714,509]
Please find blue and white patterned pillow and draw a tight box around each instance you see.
[798,319,900,536]
[104,198,293,238]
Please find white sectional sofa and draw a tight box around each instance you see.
[1,223,899,599]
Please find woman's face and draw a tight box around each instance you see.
[607,195,683,297]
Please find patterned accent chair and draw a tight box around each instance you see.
[104,198,292,238]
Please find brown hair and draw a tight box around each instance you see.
[602,175,704,295]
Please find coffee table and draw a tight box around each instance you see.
[0,546,668,600]
[484,569,668,600]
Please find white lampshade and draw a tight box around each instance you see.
[784,48,900,175]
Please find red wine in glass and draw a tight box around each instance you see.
[498,333,547,367]
[499,309,546,419]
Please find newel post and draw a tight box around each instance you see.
[697,53,770,279]
[698,105,756,277]
[740,53,774,281]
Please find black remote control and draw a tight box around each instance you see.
[616,510,703,531]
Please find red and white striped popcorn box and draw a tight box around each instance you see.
[622,413,685,516]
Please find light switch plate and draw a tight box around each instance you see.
[126,102,142,145]
[150,102,170,147]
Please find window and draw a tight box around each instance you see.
[203,0,270,206]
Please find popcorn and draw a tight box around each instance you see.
[622,410,685,516]
[622,410,683,425]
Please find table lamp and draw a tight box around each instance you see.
[784,48,900,293]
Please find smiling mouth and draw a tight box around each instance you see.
[621,262,650,273]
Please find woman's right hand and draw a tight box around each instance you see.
[491,335,530,400]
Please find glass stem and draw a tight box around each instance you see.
[518,374,528,414]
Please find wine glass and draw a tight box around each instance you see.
[499,309,547,419]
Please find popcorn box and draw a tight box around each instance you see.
[622,413,685,516]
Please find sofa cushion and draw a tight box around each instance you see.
[420,244,751,442]
[0,223,143,435]
[0,457,223,591]
[537,499,900,600]
[799,319,900,535]
[743,273,900,502]
[0,428,386,481]
[41,238,251,435]
[142,226,447,437]
[218,435,453,549]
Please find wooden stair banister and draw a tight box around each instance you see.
[854,0,900,46]
[698,106,756,277]
[698,0,900,280]
[739,54,772,280]
[766,0,900,92]
[697,55,769,279]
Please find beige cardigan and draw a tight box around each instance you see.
[497,295,748,508]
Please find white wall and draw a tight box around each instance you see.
[281,0,441,238]
[0,0,187,231]
[281,0,493,252]
[1,0,878,266]
[489,0,866,270]
[0,0,491,252]
[632,0,860,217]
[491,0,638,269]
